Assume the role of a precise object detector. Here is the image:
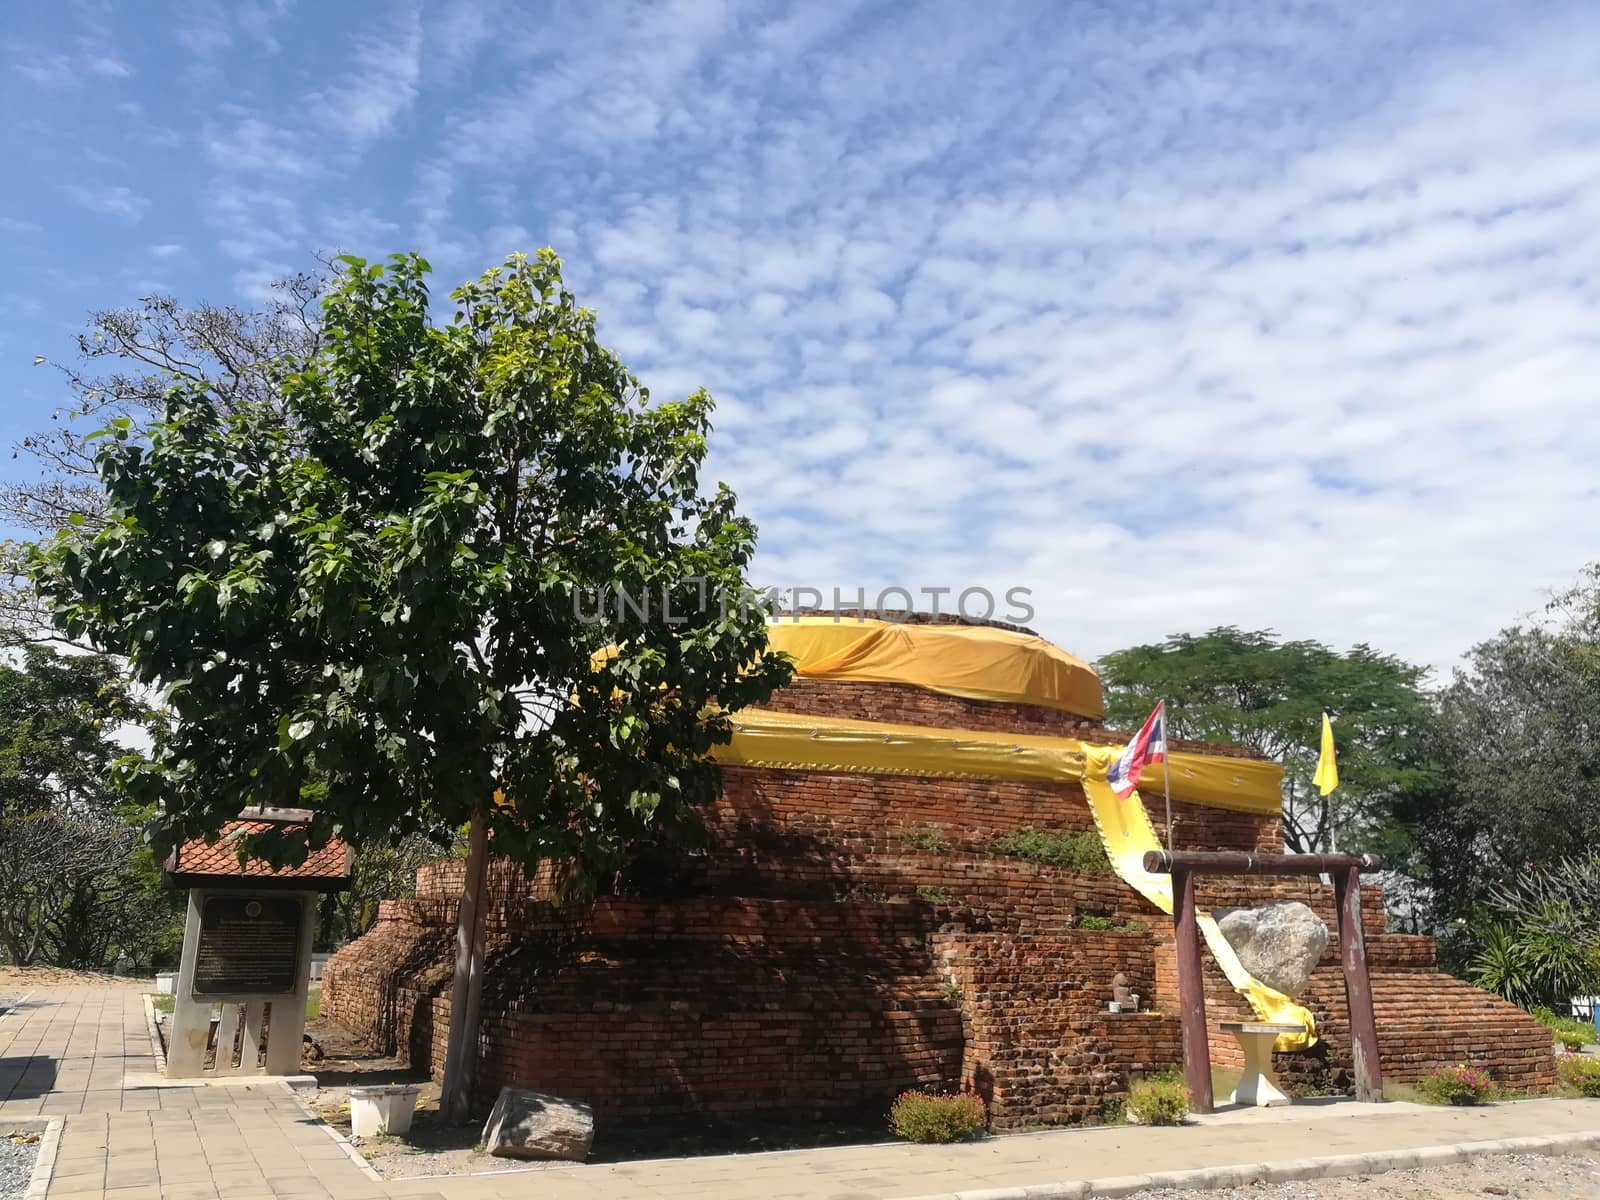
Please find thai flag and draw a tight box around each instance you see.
[1108,701,1167,798]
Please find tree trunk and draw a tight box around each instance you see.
[0,924,23,969]
[440,809,489,1123]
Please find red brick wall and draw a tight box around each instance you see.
[755,679,1103,738]
[933,931,1182,1128]
[712,767,1282,858]
[328,895,966,1118]
[321,899,453,1070]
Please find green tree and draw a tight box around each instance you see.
[0,643,173,968]
[1099,627,1436,856]
[1462,848,1600,1010]
[1391,619,1600,930]
[33,249,791,1115]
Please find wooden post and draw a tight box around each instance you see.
[1172,866,1214,1113]
[441,810,489,1122]
[1334,864,1384,1103]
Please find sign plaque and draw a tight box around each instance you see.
[192,895,305,996]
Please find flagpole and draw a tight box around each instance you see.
[1161,699,1174,850]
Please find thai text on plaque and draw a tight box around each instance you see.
[192,895,304,995]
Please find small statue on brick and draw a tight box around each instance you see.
[1112,972,1135,1011]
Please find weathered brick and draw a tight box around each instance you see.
[322,675,1555,1126]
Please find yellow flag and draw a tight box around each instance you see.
[1313,712,1338,796]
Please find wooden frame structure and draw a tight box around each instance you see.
[1142,850,1384,1113]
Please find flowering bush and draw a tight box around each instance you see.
[888,1090,988,1143]
[1418,1063,1494,1105]
[1557,1053,1600,1098]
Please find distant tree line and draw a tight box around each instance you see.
[1101,568,1600,1001]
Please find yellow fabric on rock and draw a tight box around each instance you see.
[1072,744,1315,1052]
[764,617,1105,719]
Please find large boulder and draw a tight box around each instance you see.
[1214,901,1329,999]
[481,1088,594,1162]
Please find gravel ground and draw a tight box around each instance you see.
[0,1131,42,1200]
[1126,1150,1600,1200]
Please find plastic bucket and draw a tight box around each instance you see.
[349,1085,422,1137]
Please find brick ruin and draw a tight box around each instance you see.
[323,633,1555,1130]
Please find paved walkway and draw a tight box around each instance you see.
[2,986,1598,1200]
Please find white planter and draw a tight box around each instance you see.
[155,972,176,995]
[349,1085,422,1138]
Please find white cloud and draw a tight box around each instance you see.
[308,5,423,144]
[63,184,148,223]
[14,0,1600,681]
[10,50,129,87]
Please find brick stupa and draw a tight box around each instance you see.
[324,615,1553,1128]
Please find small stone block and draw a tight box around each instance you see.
[480,1087,593,1162]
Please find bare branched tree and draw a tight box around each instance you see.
[3,271,325,640]
[0,808,139,967]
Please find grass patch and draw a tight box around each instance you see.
[990,827,1109,873]
[916,886,956,903]
[902,827,948,853]
[1210,1067,1241,1101]
[149,986,320,1021]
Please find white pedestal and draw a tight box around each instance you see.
[1220,1021,1304,1107]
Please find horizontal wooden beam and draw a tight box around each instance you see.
[1141,850,1382,877]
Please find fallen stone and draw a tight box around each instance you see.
[481,1087,594,1162]
[1215,901,1330,998]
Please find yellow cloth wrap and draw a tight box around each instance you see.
[1077,744,1317,1052]
[763,617,1105,720]
[715,709,1284,816]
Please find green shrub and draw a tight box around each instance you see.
[903,828,947,853]
[1076,914,1145,932]
[1127,1074,1190,1125]
[1417,1063,1494,1105]
[1098,1096,1127,1125]
[991,827,1109,873]
[1532,1006,1591,1051]
[1557,1054,1600,1098]
[1469,917,1600,1012]
[888,1090,988,1143]
[917,886,956,903]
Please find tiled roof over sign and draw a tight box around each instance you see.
[164,816,354,891]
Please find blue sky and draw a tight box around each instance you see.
[4,0,1599,675]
